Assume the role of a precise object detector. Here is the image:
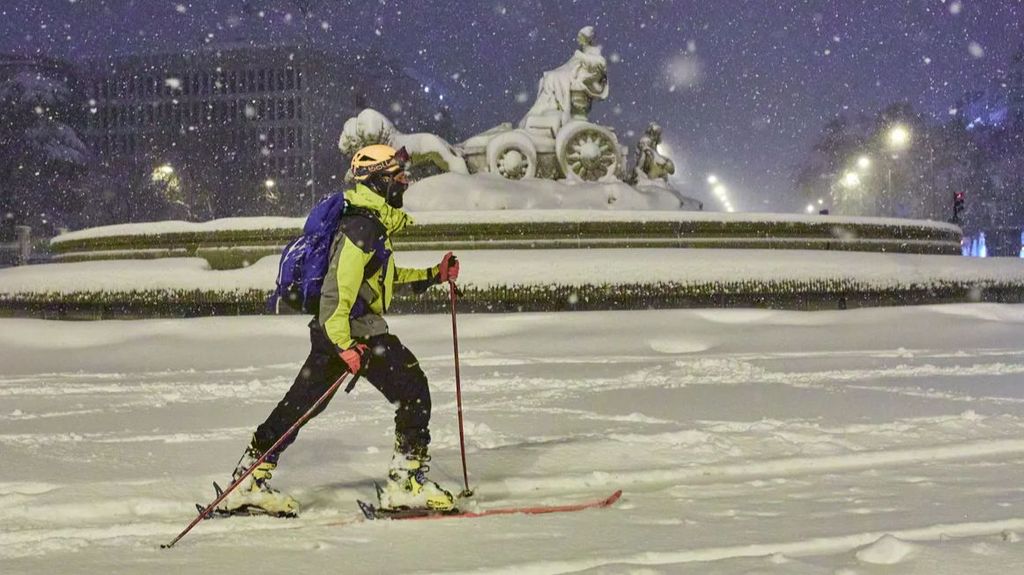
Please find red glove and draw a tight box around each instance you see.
[339,343,368,374]
[438,252,459,282]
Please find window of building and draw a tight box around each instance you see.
[258,69,265,92]
[297,98,303,119]
[286,68,295,90]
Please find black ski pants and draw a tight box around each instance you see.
[252,320,432,463]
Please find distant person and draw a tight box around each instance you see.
[217,144,460,516]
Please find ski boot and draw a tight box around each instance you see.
[377,450,456,512]
[215,443,299,518]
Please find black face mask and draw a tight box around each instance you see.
[385,178,408,209]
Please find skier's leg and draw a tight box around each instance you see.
[252,322,347,461]
[361,334,454,511]
[218,323,345,516]
[360,333,432,455]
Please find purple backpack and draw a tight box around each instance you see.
[269,191,347,314]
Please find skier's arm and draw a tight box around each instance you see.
[394,263,437,294]
[395,252,458,294]
[320,236,372,350]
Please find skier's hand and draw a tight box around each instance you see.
[339,343,368,374]
[438,252,459,282]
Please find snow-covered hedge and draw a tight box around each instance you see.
[3,280,1022,320]
[3,249,1024,318]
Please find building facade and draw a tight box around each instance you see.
[81,43,448,218]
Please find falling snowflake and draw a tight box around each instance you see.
[968,41,984,58]
[664,53,701,89]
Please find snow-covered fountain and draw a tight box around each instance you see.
[339,26,701,211]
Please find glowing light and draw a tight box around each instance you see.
[706,174,718,185]
[857,156,871,170]
[157,164,174,175]
[887,125,911,149]
[265,179,276,188]
[806,204,816,213]
[713,184,727,197]
[841,171,861,188]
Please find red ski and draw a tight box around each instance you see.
[357,490,622,521]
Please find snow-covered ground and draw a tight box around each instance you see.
[5,305,1024,573]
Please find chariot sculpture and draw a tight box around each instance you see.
[340,26,682,191]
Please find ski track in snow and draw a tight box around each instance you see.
[6,307,1024,573]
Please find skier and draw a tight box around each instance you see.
[218,144,460,516]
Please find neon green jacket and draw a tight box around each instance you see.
[317,184,438,350]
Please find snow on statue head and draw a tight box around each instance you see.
[339,109,395,155]
[577,26,596,48]
[518,25,609,134]
[339,108,468,177]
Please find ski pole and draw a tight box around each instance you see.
[448,276,472,498]
[162,370,356,549]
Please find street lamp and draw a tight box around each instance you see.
[856,156,871,170]
[707,174,718,185]
[263,178,279,204]
[887,125,910,150]
[841,171,861,188]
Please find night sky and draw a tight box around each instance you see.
[2,0,1021,211]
